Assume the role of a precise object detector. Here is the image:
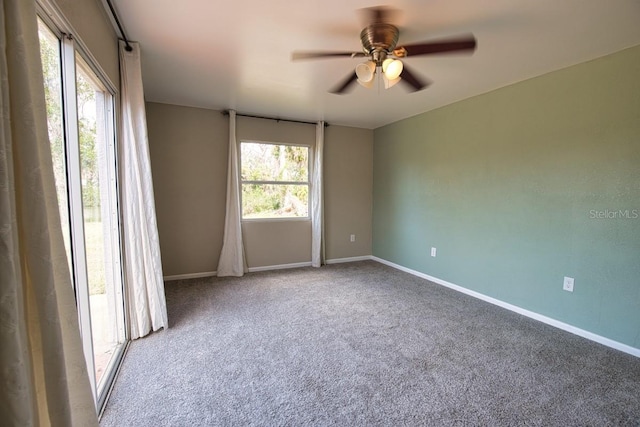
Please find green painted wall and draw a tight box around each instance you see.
[373,45,640,349]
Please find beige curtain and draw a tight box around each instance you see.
[311,121,325,267]
[119,41,168,339]
[217,110,247,276]
[0,0,98,425]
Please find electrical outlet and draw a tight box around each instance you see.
[431,247,437,257]
[563,276,574,292]
[350,234,356,242]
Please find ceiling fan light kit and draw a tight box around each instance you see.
[292,6,477,95]
[355,58,403,88]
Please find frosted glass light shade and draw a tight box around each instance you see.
[383,59,403,80]
[382,58,394,73]
[355,61,376,83]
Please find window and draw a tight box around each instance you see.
[241,142,310,219]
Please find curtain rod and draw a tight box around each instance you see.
[222,110,329,127]
[105,0,132,52]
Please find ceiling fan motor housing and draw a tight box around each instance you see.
[360,23,399,64]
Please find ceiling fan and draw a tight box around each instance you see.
[292,7,477,94]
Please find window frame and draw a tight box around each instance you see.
[239,140,312,222]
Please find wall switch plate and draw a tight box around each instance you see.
[563,276,574,292]
[350,234,356,242]
[431,247,437,257]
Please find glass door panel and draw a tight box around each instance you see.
[38,19,72,273]
[75,54,126,390]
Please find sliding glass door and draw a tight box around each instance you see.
[38,16,126,410]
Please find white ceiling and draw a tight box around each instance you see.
[111,0,640,129]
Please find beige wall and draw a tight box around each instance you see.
[146,103,227,276]
[146,103,373,276]
[324,126,373,260]
[52,0,119,86]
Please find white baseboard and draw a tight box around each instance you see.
[372,256,640,358]
[162,255,374,281]
[248,261,312,273]
[248,256,374,272]
[163,271,217,281]
[326,255,373,264]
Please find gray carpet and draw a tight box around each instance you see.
[100,261,640,426]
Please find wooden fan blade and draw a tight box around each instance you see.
[330,72,358,94]
[400,66,430,92]
[395,35,477,57]
[292,51,365,61]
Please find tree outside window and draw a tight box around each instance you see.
[241,142,310,219]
